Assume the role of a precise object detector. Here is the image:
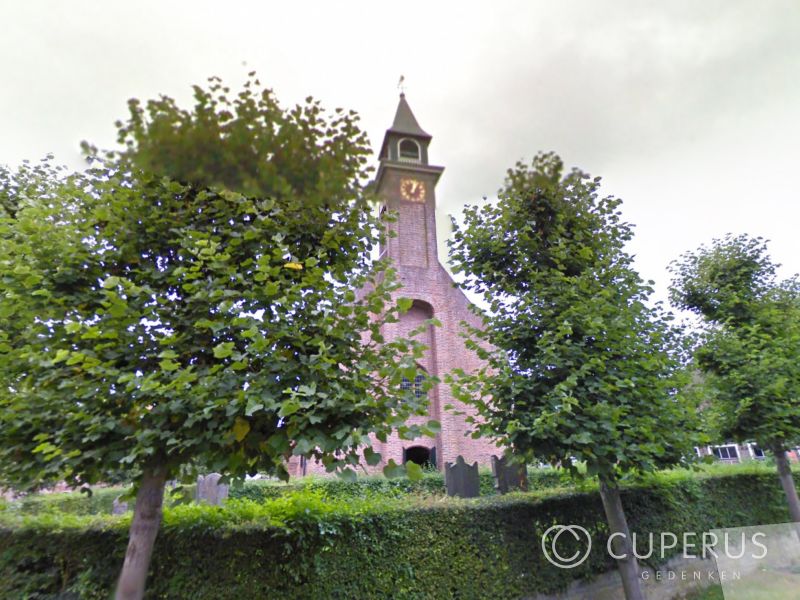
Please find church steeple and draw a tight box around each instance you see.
[377,93,438,169]
[375,93,443,192]
[389,93,431,139]
[374,93,444,269]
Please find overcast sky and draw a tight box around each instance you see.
[2,1,798,305]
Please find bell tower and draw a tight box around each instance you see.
[287,93,498,477]
[366,94,498,473]
[374,94,444,269]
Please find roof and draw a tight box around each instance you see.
[386,93,431,139]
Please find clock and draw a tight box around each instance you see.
[400,178,426,203]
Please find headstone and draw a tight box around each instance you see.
[445,455,480,498]
[491,454,528,494]
[196,473,229,505]
[112,496,129,515]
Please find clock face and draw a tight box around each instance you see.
[400,178,426,203]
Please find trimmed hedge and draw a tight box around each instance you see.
[0,470,795,599]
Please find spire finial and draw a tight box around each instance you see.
[398,74,406,95]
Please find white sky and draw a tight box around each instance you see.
[2,1,798,304]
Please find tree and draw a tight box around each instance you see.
[448,153,700,600]
[670,234,800,522]
[0,76,434,599]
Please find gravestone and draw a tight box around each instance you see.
[112,496,129,515]
[445,455,480,498]
[196,473,229,505]
[491,455,529,494]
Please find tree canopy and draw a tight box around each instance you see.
[0,75,434,597]
[449,153,699,480]
[448,152,700,600]
[670,235,800,450]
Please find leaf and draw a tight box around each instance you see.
[397,297,413,313]
[232,417,250,442]
[338,468,357,482]
[245,399,264,417]
[213,342,235,359]
[53,349,70,363]
[284,262,303,270]
[278,399,302,418]
[102,276,120,289]
[363,446,382,466]
[383,459,404,479]
[159,359,180,372]
[405,461,423,481]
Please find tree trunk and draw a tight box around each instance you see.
[115,467,168,600]
[773,448,800,523]
[598,476,645,600]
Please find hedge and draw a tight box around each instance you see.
[0,469,795,599]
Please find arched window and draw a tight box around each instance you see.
[398,138,421,162]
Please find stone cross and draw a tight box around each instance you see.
[491,455,529,494]
[196,473,229,505]
[445,455,480,498]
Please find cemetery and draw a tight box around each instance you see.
[2,8,799,596]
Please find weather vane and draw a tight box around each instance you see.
[398,75,406,94]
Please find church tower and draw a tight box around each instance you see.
[369,94,496,471]
[374,93,443,270]
[286,93,496,477]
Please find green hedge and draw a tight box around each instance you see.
[0,470,794,599]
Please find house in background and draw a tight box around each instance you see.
[695,443,800,464]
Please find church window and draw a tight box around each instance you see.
[398,138,421,162]
[400,373,426,398]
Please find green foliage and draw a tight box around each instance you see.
[229,467,566,502]
[448,152,701,480]
[10,487,127,516]
[685,585,724,600]
[0,157,70,220]
[670,234,777,326]
[0,471,793,599]
[670,235,800,450]
[0,75,432,493]
[105,74,369,204]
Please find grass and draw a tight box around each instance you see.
[2,458,791,518]
[685,585,724,600]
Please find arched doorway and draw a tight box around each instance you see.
[403,445,437,469]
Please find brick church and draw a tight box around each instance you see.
[290,94,497,475]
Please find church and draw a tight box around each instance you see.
[290,94,497,475]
